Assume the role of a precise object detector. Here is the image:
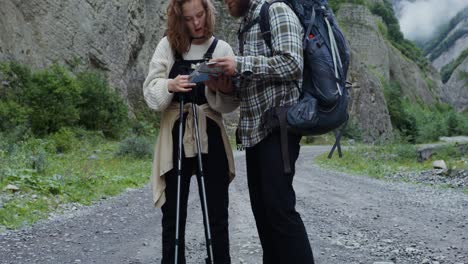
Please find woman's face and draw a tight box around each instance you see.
[182,0,207,40]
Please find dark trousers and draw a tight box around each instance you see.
[161,117,231,264]
[245,130,314,264]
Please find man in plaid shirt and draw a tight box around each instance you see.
[212,0,315,263]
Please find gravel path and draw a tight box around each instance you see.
[0,146,467,264]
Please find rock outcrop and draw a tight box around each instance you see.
[336,3,447,141]
[0,0,168,108]
[442,57,468,112]
[0,0,455,143]
[0,0,240,110]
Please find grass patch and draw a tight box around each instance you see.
[315,143,467,179]
[302,134,338,145]
[0,132,152,229]
[0,196,56,228]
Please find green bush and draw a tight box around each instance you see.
[0,62,130,139]
[76,71,128,139]
[0,100,31,131]
[49,127,78,153]
[383,81,417,143]
[0,62,32,100]
[26,64,82,135]
[342,118,362,141]
[446,109,468,136]
[130,119,158,138]
[417,117,447,143]
[382,80,467,144]
[391,144,418,161]
[403,101,467,143]
[116,136,153,159]
[376,20,387,36]
[0,62,33,132]
[370,1,399,28]
[29,148,48,173]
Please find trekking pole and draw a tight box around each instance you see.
[174,94,185,264]
[191,102,214,264]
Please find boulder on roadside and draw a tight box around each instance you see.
[5,184,20,192]
[432,160,447,170]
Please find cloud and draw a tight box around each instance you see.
[396,0,468,41]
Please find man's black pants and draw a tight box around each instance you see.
[245,130,314,264]
[161,117,231,264]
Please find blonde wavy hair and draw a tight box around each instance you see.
[166,0,216,55]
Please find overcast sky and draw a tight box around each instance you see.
[396,0,468,41]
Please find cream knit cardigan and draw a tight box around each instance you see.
[143,36,239,207]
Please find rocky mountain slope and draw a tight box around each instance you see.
[391,1,467,112]
[441,56,468,112]
[0,0,458,142]
[335,3,445,141]
[0,0,168,107]
[423,7,468,111]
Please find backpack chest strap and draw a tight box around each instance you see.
[238,17,259,54]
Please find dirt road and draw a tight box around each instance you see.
[1,146,467,264]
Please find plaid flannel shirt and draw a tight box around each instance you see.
[235,0,304,148]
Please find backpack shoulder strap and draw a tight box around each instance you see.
[238,17,259,54]
[203,38,218,61]
[259,0,295,51]
[259,2,273,51]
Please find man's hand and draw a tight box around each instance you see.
[167,75,196,93]
[209,56,237,77]
[205,74,234,94]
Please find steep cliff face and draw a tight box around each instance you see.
[423,7,468,70]
[387,46,441,103]
[0,0,450,143]
[347,51,394,142]
[338,4,441,103]
[0,0,168,108]
[334,4,432,141]
[332,5,391,141]
[442,58,468,112]
[431,33,468,72]
[0,0,240,111]
[421,7,468,112]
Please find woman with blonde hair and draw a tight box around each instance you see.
[143,0,238,263]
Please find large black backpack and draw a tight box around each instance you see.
[252,0,351,164]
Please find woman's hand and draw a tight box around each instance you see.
[205,74,234,94]
[168,75,196,93]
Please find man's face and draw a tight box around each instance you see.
[224,0,250,18]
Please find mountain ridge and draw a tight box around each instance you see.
[0,0,464,142]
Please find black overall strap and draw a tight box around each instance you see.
[174,51,183,62]
[174,38,218,62]
[203,38,218,61]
